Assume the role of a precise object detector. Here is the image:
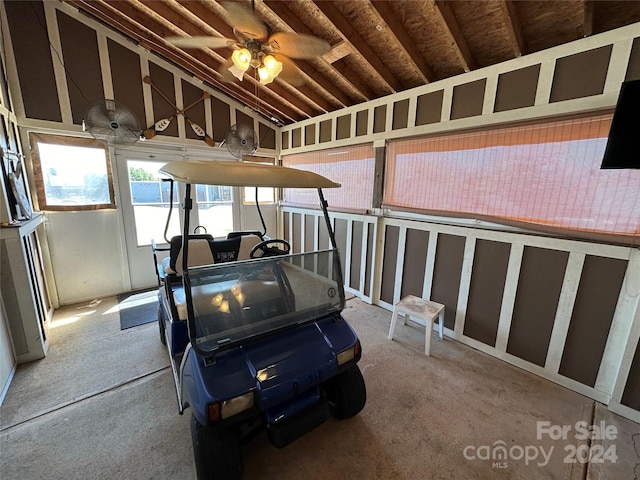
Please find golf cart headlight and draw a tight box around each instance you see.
[337,341,361,366]
[221,392,254,419]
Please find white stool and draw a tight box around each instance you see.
[387,295,445,356]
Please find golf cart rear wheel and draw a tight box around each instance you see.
[325,364,367,419]
[158,307,166,346]
[190,414,243,480]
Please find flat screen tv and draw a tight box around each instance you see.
[601,78,640,169]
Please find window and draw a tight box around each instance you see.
[242,156,275,205]
[282,144,375,212]
[243,187,275,205]
[127,160,180,246]
[385,114,640,243]
[195,183,233,238]
[30,133,115,210]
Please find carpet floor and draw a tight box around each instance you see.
[1,296,639,479]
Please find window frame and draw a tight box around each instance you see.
[29,132,116,211]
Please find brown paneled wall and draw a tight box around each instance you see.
[494,65,541,113]
[57,11,103,125]
[550,46,613,103]
[356,110,368,137]
[559,255,627,387]
[211,97,231,143]
[149,63,178,138]
[364,225,374,298]
[350,221,363,290]
[392,99,409,130]
[450,79,486,120]
[622,341,640,410]
[283,32,640,151]
[108,39,145,128]
[5,1,61,122]
[292,128,301,148]
[182,80,207,141]
[416,90,444,125]
[400,229,429,299]
[282,209,640,419]
[373,105,386,134]
[5,2,275,150]
[319,120,331,143]
[259,123,276,150]
[236,111,254,129]
[334,219,348,279]
[292,213,301,254]
[430,234,465,330]
[336,115,351,140]
[305,124,315,146]
[380,225,399,304]
[507,247,569,367]
[463,239,511,347]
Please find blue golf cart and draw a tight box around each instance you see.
[152,160,366,479]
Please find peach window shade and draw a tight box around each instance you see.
[282,144,375,212]
[385,114,640,243]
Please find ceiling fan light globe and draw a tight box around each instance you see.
[263,55,283,77]
[231,48,251,70]
[228,64,247,81]
[258,66,274,84]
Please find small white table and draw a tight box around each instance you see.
[387,295,445,356]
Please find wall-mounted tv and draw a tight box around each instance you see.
[601,78,640,169]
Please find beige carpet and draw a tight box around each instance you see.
[1,295,639,479]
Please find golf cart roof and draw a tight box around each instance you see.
[160,160,340,188]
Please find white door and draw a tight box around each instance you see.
[115,155,183,290]
[114,150,273,290]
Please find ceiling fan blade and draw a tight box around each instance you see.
[267,32,330,59]
[222,1,268,41]
[274,55,306,86]
[166,35,235,49]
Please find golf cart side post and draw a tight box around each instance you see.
[155,160,366,479]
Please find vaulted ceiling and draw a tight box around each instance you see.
[64,0,640,125]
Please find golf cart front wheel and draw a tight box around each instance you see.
[190,414,243,480]
[325,364,367,419]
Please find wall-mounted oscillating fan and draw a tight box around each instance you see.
[83,99,141,147]
[225,123,258,159]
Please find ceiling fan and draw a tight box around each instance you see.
[166,1,330,86]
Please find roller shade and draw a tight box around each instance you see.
[385,114,640,243]
[282,144,375,212]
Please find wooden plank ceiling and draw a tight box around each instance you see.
[64,0,640,126]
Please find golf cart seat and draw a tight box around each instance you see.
[229,232,263,261]
[154,233,264,281]
[161,234,216,277]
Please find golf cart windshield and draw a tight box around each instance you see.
[184,249,344,352]
[159,160,342,355]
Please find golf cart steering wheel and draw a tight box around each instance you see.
[250,239,291,258]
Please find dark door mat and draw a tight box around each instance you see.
[118,289,158,330]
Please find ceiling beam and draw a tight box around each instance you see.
[124,0,320,118]
[582,0,595,37]
[261,0,369,105]
[432,0,476,72]
[321,41,351,64]
[498,0,525,57]
[312,0,402,93]
[168,0,334,113]
[173,0,235,39]
[68,0,303,123]
[370,0,434,84]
